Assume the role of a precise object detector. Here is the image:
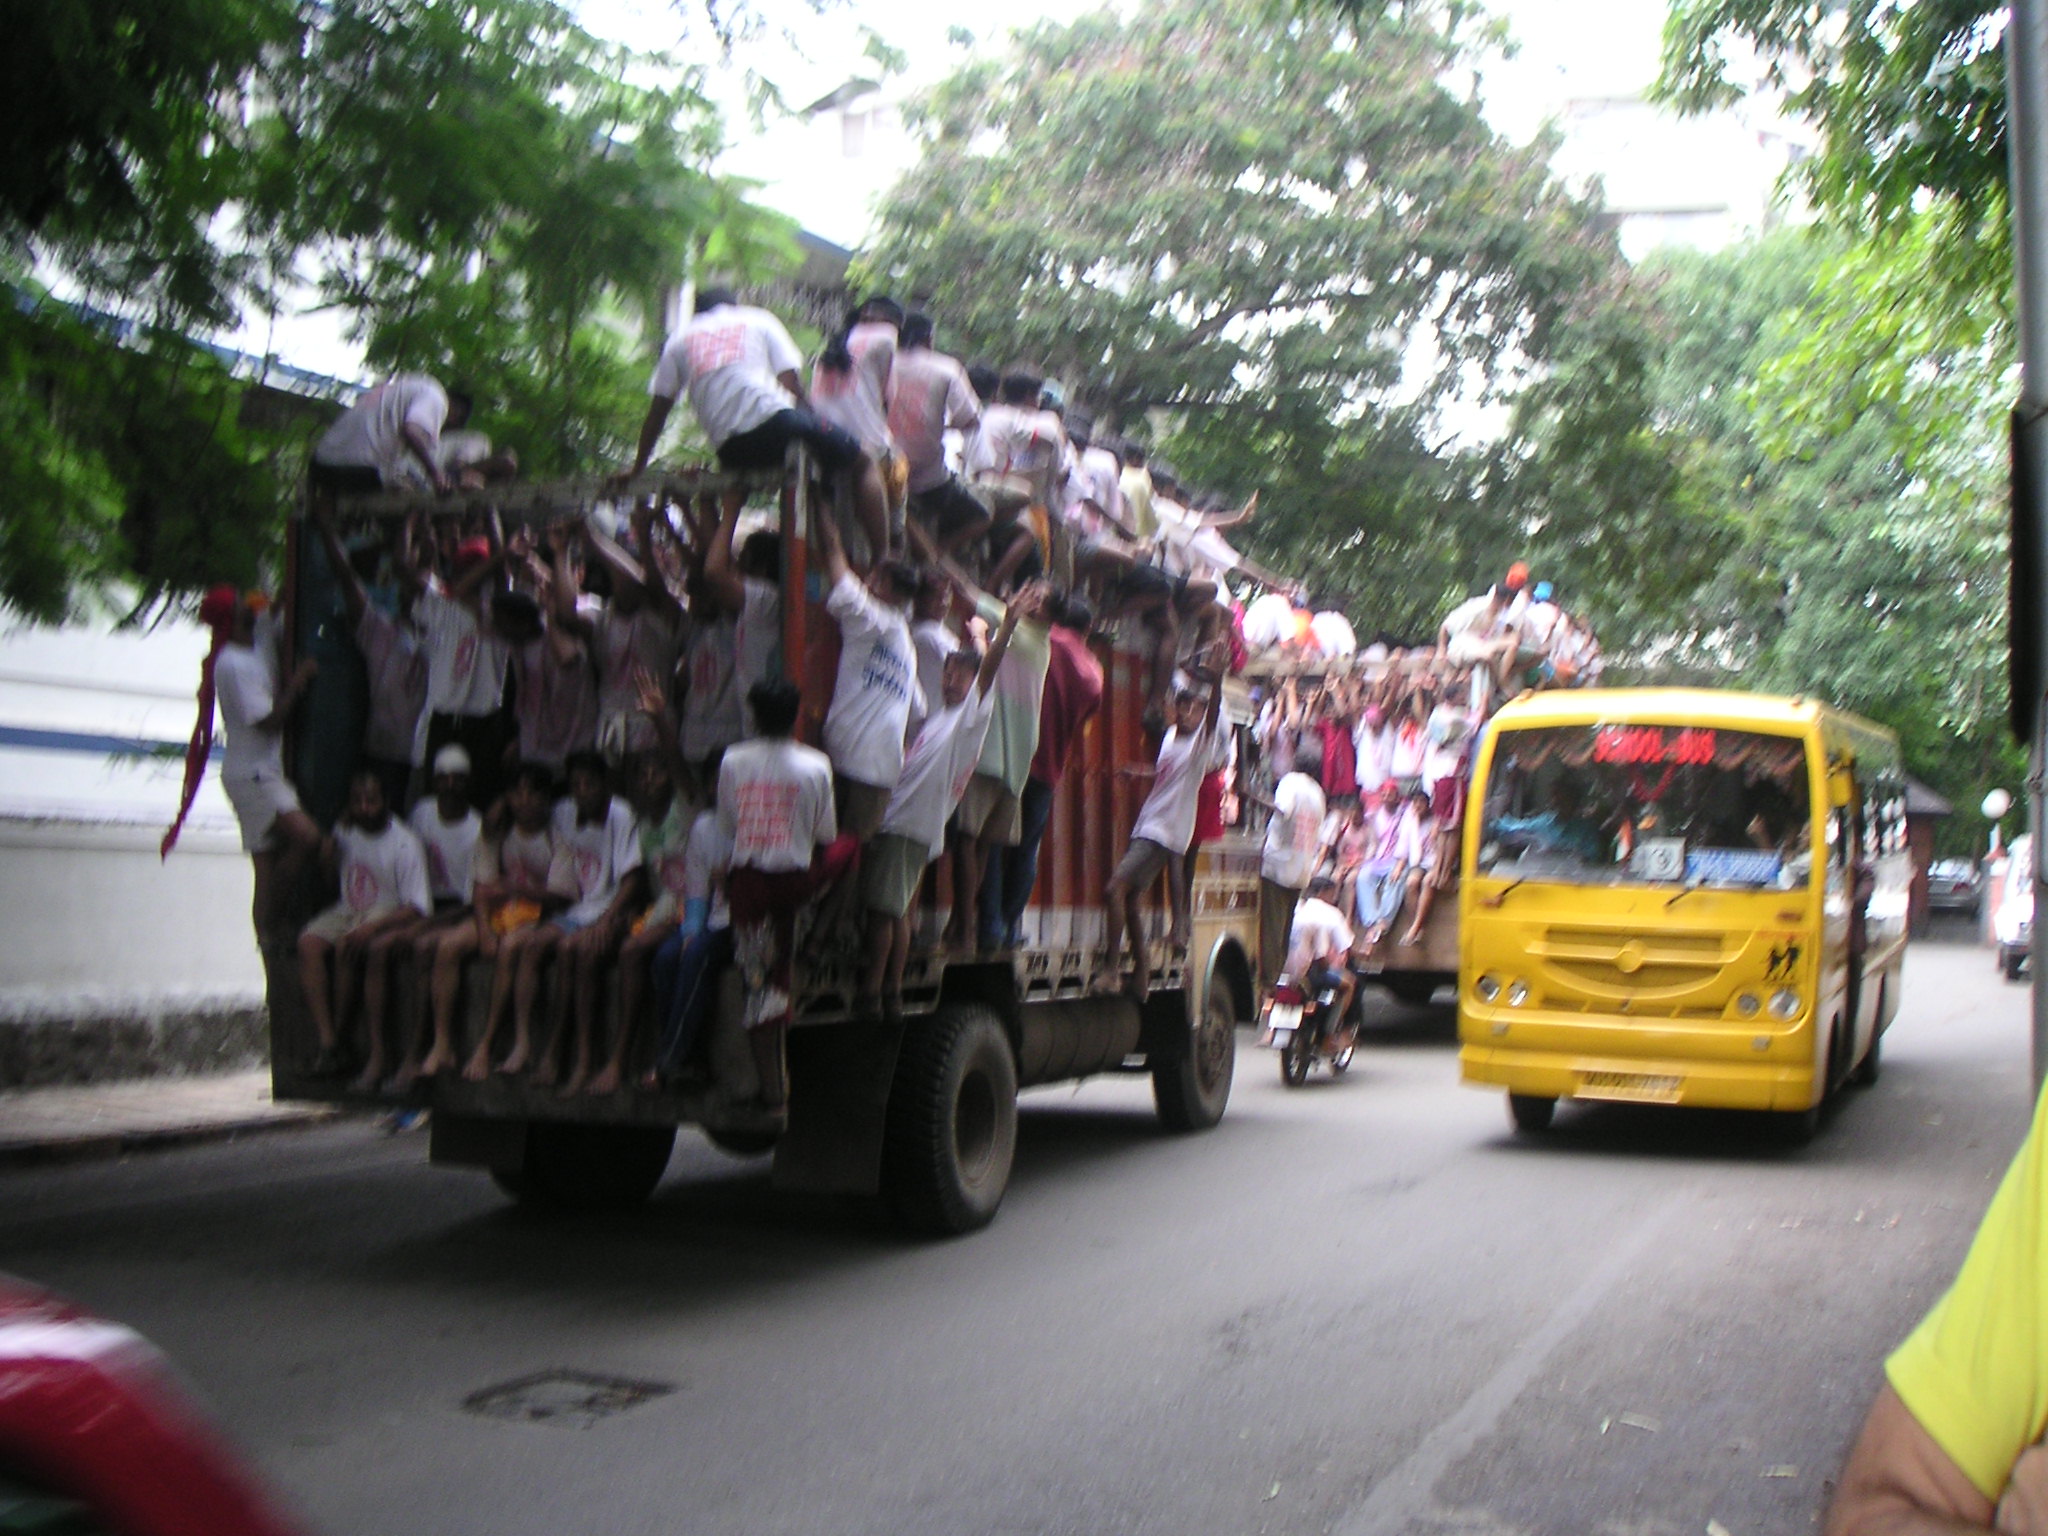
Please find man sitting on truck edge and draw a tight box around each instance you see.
[719,680,856,1114]
[457,763,567,1081]
[1094,657,1227,999]
[297,768,433,1078]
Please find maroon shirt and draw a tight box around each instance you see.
[1029,626,1104,785]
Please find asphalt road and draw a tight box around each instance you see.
[0,931,2033,1536]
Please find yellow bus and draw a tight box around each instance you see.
[1457,689,1909,1138]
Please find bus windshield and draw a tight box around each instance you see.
[1476,723,1814,890]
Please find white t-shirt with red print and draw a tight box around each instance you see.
[547,797,643,926]
[407,800,482,905]
[333,820,432,918]
[717,737,837,874]
[648,304,803,448]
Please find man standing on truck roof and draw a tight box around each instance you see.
[624,288,889,563]
[1095,657,1227,999]
[1259,747,1326,990]
[310,374,471,497]
[890,312,989,563]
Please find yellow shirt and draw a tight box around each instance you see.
[1119,466,1156,541]
[1887,1082,2048,1500]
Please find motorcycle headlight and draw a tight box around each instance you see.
[1475,974,1502,1002]
[1768,988,1801,1020]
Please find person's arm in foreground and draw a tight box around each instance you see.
[1827,1385,1997,1535]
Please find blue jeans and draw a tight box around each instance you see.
[1356,863,1405,930]
[980,776,1056,950]
[652,926,733,1077]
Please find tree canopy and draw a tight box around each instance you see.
[2,0,797,622]
[861,0,1664,636]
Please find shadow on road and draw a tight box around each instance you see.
[1466,1078,1908,1165]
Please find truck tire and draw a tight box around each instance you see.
[1153,979,1236,1132]
[1508,1093,1555,1133]
[493,1123,676,1211]
[882,1004,1018,1236]
[1383,975,1438,1007]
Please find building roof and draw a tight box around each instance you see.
[1905,779,1953,818]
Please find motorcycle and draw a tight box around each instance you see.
[1262,969,1354,1086]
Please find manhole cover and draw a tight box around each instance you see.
[463,1370,675,1429]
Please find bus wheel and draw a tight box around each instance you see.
[495,1123,677,1211]
[1507,1094,1555,1133]
[882,1004,1018,1236]
[1154,979,1236,1131]
[1384,975,1438,1007]
[1850,995,1884,1088]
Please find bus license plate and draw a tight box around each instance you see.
[1576,1071,1682,1103]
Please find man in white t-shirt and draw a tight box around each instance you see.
[397,533,516,810]
[310,374,471,496]
[816,513,923,838]
[1436,584,1520,705]
[383,745,485,1089]
[859,594,1033,1016]
[963,369,1065,591]
[527,751,645,1093]
[718,680,858,1112]
[1285,874,1358,1046]
[810,295,906,555]
[891,313,990,562]
[296,769,433,1077]
[702,495,782,731]
[547,513,682,754]
[624,288,891,559]
[206,587,323,945]
[1259,750,1327,989]
[1095,664,1228,998]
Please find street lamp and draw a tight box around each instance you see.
[1985,788,2015,857]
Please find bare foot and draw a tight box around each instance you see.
[391,1061,422,1091]
[461,1050,491,1083]
[635,1068,661,1092]
[585,1064,622,1096]
[1396,929,1422,947]
[1088,970,1124,997]
[416,1047,454,1079]
[497,1043,531,1076]
[529,1058,559,1088]
[350,1061,385,1094]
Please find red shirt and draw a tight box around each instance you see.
[1029,627,1105,785]
[1318,718,1358,798]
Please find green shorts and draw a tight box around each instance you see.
[863,832,931,919]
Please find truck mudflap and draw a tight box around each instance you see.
[772,1018,905,1197]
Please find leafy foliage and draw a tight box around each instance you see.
[2,0,797,619]
[862,0,1649,632]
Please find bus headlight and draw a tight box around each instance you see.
[1735,992,1761,1017]
[1768,988,1801,1020]
[1475,974,1501,1002]
[1506,980,1530,1007]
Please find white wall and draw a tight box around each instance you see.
[0,820,262,1014]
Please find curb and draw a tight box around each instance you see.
[0,1107,346,1172]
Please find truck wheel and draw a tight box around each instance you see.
[1153,979,1236,1131]
[2005,951,2027,982]
[494,1123,676,1211]
[883,1004,1018,1236]
[1507,1094,1555,1133]
[1384,975,1438,1007]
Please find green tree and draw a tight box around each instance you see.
[861,0,1658,632]
[1,0,797,621]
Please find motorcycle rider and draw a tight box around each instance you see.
[1286,873,1358,1053]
